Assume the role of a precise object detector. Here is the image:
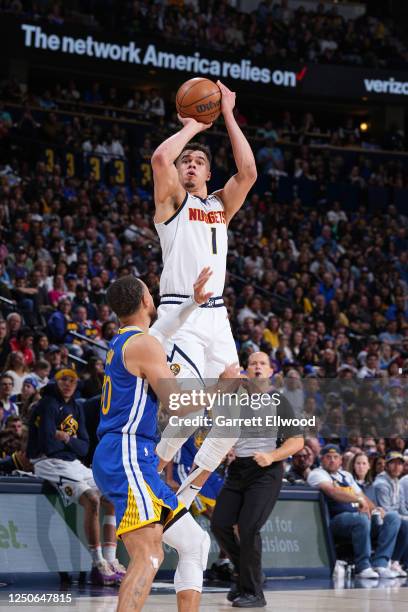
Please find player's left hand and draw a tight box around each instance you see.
[193,266,213,305]
[253,451,274,467]
[217,81,236,116]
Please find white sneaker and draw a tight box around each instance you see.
[373,566,399,578]
[355,567,379,579]
[390,561,408,577]
[110,558,127,582]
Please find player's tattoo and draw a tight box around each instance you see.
[130,575,147,608]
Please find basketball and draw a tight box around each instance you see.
[176,78,221,124]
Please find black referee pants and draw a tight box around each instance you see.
[211,457,283,597]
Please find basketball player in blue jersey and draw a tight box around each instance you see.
[151,81,257,508]
[92,270,240,612]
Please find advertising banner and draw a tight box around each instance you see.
[0,493,91,572]
[1,16,408,102]
[0,491,330,575]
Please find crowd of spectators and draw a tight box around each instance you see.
[0,112,407,469]
[1,0,407,69]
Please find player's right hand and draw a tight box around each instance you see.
[193,266,213,305]
[177,114,212,132]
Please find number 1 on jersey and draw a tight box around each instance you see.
[211,227,217,254]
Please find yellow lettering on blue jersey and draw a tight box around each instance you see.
[106,349,114,365]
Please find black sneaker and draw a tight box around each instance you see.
[210,560,234,582]
[227,582,240,602]
[232,593,267,608]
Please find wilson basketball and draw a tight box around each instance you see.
[176,78,221,124]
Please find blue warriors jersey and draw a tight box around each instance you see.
[93,325,185,535]
[97,326,159,442]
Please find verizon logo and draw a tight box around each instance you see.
[364,77,408,96]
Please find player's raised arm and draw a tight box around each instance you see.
[213,81,257,225]
[151,117,211,223]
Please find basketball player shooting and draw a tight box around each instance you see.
[151,80,257,508]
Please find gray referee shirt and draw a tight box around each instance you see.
[234,392,302,458]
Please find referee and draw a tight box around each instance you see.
[211,352,304,608]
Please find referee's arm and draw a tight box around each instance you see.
[254,395,304,467]
[253,437,304,467]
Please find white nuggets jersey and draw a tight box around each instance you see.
[155,192,227,297]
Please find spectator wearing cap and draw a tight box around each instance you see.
[337,364,358,377]
[308,444,401,578]
[45,345,63,378]
[27,367,124,586]
[0,374,18,424]
[373,451,408,575]
[11,376,41,424]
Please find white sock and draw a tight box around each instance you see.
[103,543,117,563]
[89,545,104,565]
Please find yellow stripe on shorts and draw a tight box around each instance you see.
[117,483,185,537]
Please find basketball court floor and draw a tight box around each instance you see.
[1,577,408,612]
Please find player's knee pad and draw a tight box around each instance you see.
[194,436,238,472]
[162,513,210,593]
